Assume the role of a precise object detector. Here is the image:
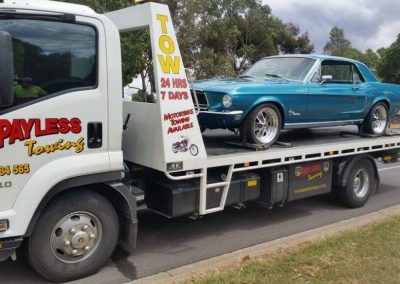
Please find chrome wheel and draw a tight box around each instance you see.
[353,168,370,198]
[371,105,388,134]
[253,107,280,144]
[50,211,102,264]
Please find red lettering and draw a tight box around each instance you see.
[69,118,82,134]
[0,120,11,148]
[0,118,83,149]
[58,118,70,134]
[9,119,24,145]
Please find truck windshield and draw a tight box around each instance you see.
[0,19,97,110]
[242,57,316,81]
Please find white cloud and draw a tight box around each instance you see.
[262,0,400,53]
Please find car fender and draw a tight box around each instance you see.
[371,96,390,110]
[243,96,286,123]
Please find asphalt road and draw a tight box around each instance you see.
[0,162,399,284]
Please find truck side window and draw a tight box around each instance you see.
[0,19,97,109]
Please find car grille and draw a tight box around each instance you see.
[191,90,209,111]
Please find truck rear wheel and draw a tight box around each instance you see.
[26,190,119,283]
[337,159,376,208]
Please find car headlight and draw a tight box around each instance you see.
[222,95,233,109]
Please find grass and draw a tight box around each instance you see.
[192,216,400,284]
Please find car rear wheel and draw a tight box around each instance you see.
[244,103,282,147]
[362,103,389,136]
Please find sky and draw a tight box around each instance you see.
[263,0,400,53]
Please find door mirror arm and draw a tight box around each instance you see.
[320,75,333,85]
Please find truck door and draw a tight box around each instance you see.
[0,15,110,216]
[307,60,367,122]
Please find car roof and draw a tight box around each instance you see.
[266,54,363,65]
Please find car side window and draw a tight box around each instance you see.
[352,65,364,84]
[0,19,97,111]
[321,61,353,84]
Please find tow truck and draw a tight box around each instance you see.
[0,0,399,282]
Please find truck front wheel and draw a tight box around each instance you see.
[26,190,119,283]
[337,159,376,208]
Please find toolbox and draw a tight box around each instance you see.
[146,172,261,217]
[258,167,289,207]
[145,179,198,218]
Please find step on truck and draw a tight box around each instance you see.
[0,0,399,282]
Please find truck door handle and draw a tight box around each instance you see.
[87,122,103,149]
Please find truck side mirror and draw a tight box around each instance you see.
[0,31,14,107]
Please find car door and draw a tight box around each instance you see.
[307,60,367,123]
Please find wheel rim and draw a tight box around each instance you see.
[50,211,102,264]
[353,168,370,198]
[254,107,279,144]
[372,105,388,134]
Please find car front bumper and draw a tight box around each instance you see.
[198,110,244,129]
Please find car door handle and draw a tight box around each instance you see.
[352,86,360,92]
[88,122,103,149]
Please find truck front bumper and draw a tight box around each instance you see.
[0,238,22,262]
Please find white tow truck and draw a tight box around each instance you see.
[0,0,399,282]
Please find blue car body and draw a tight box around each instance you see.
[193,55,400,130]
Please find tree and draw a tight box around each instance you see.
[377,34,400,84]
[323,26,352,56]
[60,0,315,81]
[278,23,314,55]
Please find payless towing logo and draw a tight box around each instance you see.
[0,118,85,156]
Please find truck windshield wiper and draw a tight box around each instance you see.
[265,73,289,81]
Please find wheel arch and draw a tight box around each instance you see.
[333,154,380,192]
[242,98,286,127]
[372,98,390,111]
[24,173,138,252]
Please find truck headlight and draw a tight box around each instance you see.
[222,95,233,109]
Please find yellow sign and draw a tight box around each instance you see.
[247,180,258,187]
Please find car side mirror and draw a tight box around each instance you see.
[320,75,333,85]
[0,31,14,107]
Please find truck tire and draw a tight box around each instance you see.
[26,189,119,283]
[244,103,282,147]
[336,159,376,208]
[362,102,389,136]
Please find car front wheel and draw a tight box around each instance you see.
[362,103,389,136]
[244,103,282,147]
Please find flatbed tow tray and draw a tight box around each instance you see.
[203,127,400,169]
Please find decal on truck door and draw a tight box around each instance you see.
[0,118,85,156]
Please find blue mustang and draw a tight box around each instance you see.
[193,55,400,146]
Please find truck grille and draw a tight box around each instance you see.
[191,90,209,111]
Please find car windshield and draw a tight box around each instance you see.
[242,57,316,81]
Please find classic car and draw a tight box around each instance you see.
[192,55,400,146]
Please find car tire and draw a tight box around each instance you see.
[362,102,389,136]
[336,159,376,208]
[244,103,282,147]
[26,190,119,283]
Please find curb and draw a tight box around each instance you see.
[127,204,400,284]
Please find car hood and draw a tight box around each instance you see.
[193,78,302,94]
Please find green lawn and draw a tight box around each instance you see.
[193,216,400,284]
